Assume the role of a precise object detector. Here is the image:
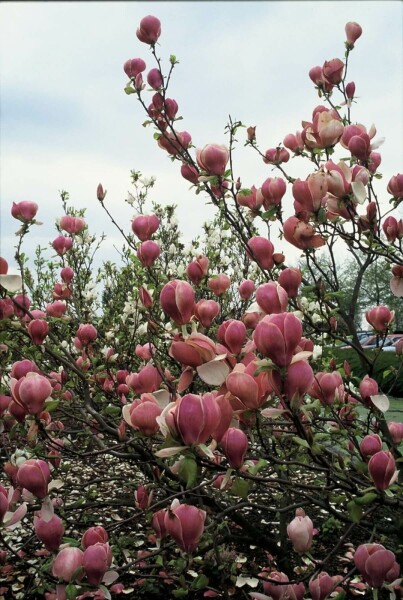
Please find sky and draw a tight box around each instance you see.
[1,1,402,274]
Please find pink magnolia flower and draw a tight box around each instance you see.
[59,215,86,234]
[11,372,52,415]
[238,279,255,300]
[278,268,302,298]
[52,236,73,256]
[247,236,275,270]
[365,305,395,332]
[186,255,209,285]
[16,459,51,499]
[309,572,341,600]
[126,364,162,395]
[387,173,403,198]
[135,485,153,509]
[11,359,40,379]
[28,319,49,345]
[83,542,112,586]
[122,394,162,437]
[354,543,400,588]
[388,422,403,444]
[52,546,84,582]
[390,264,403,298]
[382,216,402,243]
[345,22,363,47]
[283,131,304,154]
[236,186,264,210]
[220,428,248,469]
[158,130,192,156]
[302,107,343,149]
[124,57,146,78]
[217,319,246,355]
[169,332,217,368]
[261,177,287,208]
[253,312,302,368]
[287,508,314,553]
[34,513,64,551]
[293,172,328,218]
[196,144,229,176]
[164,500,206,553]
[368,451,398,491]
[46,301,67,318]
[137,240,161,267]
[81,526,109,549]
[0,257,8,274]
[0,485,27,529]
[160,280,195,325]
[208,274,231,296]
[194,299,220,328]
[131,214,160,241]
[359,375,378,403]
[11,201,38,223]
[76,324,97,346]
[174,393,221,446]
[284,360,314,406]
[310,371,343,406]
[360,434,382,459]
[147,68,163,90]
[283,217,325,250]
[13,294,31,318]
[263,147,290,165]
[226,361,272,411]
[322,58,344,85]
[181,164,200,184]
[256,282,288,315]
[136,15,161,45]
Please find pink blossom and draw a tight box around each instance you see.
[287,508,314,553]
[196,144,229,176]
[136,15,161,45]
[11,201,38,223]
[164,500,206,552]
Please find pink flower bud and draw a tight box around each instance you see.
[122,395,162,436]
[137,240,161,267]
[76,324,97,346]
[196,144,229,176]
[247,236,275,270]
[0,298,14,320]
[152,509,168,539]
[126,365,162,394]
[139,285,153,308]
[263,147,290,165]
[164,501,206,553]
[28,319,49,345]
[181,164,200,184]
[348,133,371,161]
[15,373,52,415]
[217,319,246,355]
[283,217,325,250]
[383,216,399,242]
[97,183,107,201]
[256,282,288,315]
[53,282,71,300]
[368,151,382,174]
[34,514,65,551]
[83,542,112,586]
[158,130,192,156]
[52,236,73,256]
[293,172,327,217]
[135,343,154,361]
[17,459,51,499]
[13,294,31,318]
[309,66,324,86]
[368,451,398,491]
[207,273,230,296]
[278,268,302,298]
[354,543,400,588]
[174,393,221,446]
[388,422,403,444]
[0,257,8,274]
[160,280,195,325]
[124,57,146,78]
[81,526,109,549]
[287,508,314,553]
[322,58,344,85]
[309,572,339,600]
[52,546,84,582]
[136,15,161,45]
[254,312,302,368]
[135,485,153,509]
[345,22,362,47]
[359,375,378,403]
[387,174,403,199]
[131,214,160,242]
[346,81,356,99]
[220,428,248,469]
[194,299,220,328]
[59,216,86,234]
[360,434,382,459]
[236,186,263,210]
[46,301,67,318]
[60,267,74,283]
[261,177,287,207]
[365,305,395,332]
[11,360,40,379]
[283,132,304,154]
[11,201,38,223]
[147,68,163,90]
[238,279,255,300]
[310,371,343,406]
[186,255,209,285]
[284,360,314,405]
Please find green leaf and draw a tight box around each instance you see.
[348,500,362,523]
[232,478,250,499]
[179,455,198,488]
[44,399,60,412]
[191,574,209,590]
[124,85,136,95]
[248,458,267,475]
[292,436,310,449]
[354,492,378,506]
[261,206,278,220]
[65,584,77,600]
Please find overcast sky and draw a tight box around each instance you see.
[1,1,402,273]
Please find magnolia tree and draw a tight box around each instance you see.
[1,15,403,600]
